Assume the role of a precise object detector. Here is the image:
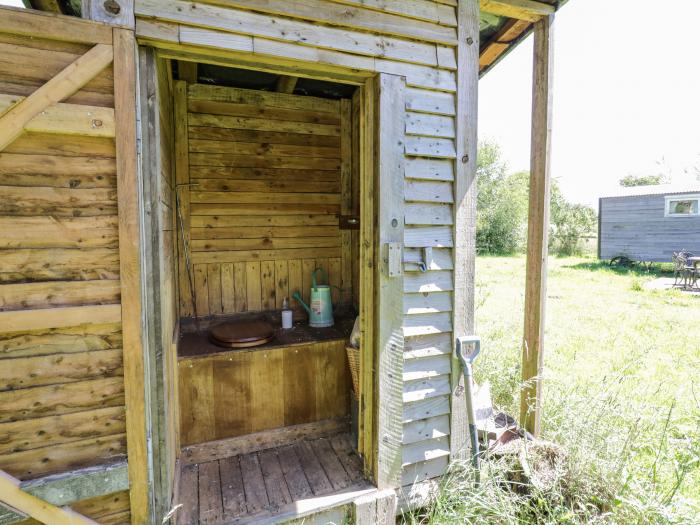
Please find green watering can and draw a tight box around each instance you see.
[292,268,334,328]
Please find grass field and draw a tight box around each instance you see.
[406,256,700,524]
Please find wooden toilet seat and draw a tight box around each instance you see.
[209,319,275,348]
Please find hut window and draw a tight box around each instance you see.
[665,195,700,217]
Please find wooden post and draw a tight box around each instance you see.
[451,0,479,461]
[520,14,554,436]
[374,73,405,489]
[113,27,151,525]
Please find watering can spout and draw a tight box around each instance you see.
[292,291,312,315]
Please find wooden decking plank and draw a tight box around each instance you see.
[329,433,365,483]
[239,452,270,515]
[276,445,313,501]
[310,437,352,490]
[178,464,199,525]
[258,449,293,511]
[219,456,246,520]
[294,441,333,496]
[198,461,224,525]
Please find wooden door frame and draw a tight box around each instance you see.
[138,44,405,490]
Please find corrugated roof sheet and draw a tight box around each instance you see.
[600,183,700,199]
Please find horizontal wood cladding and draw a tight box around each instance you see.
[0,28,127,484]
[135,0,459,92]
[178,340,349,446]
[181,85,349,317]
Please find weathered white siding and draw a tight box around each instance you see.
[600,193,700,262]
[134,0,464,487]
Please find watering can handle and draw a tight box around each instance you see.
[312,267,329,289]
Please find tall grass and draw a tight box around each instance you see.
[402,256,700,524]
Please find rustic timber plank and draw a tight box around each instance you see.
[276,445,312,501]
[0,462,128,525]
[239,453,268,515]
[112,27,150,525]
[521,15,554,437]
[0,5,113,45]
[258,450,292,511]
[310,438,350,491]
[177,464,198,525]
[0,43,113,152]
[219,456,245,520]
[480,0,554,22]
[293,442,332,496]
[0,471,97,525]
[0,95,115,138]
[197,461,223,525]
[0,305,121,333]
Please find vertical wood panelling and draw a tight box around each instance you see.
[178,341,349,445]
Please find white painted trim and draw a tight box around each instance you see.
[665,194,700,217]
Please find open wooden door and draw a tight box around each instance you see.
[0,7,149,525]
[357,73,406,490]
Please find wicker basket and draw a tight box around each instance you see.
[346,345,360,397]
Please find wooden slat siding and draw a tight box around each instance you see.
[600,194,700,263]
[137,0,440,68]
[134,11,458,92]
[0,16,135,516]
[181,85,352,318]
[178,341,349,446]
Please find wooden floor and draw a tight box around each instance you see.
[177,433,368,525]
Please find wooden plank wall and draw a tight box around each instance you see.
[176,84,352,319]
[134,0,462,487]
[600,194,700,262]
[178,341,349,446]
[0,29,129,486]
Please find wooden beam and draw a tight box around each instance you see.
[276,75,298,93]
[374,73,405,490]
[480,0,554,22]
[0,5,113,45]
[0,463,129,524]
[0,94,115,138]
[451,0,479,462]
[479,18,530,72]
[113,27,151,525]
[178,60,197,83]
[0,471,98,525]
[520,14,554,437]
[0,304,121,333]
[0,43,113,152]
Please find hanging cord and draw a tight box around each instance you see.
[175,183,200,333]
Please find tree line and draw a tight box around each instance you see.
[476,141,597,256]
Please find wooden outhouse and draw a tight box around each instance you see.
[0,0,560,523]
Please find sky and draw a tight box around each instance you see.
[3,0,698,207]
[479,0,700,207]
